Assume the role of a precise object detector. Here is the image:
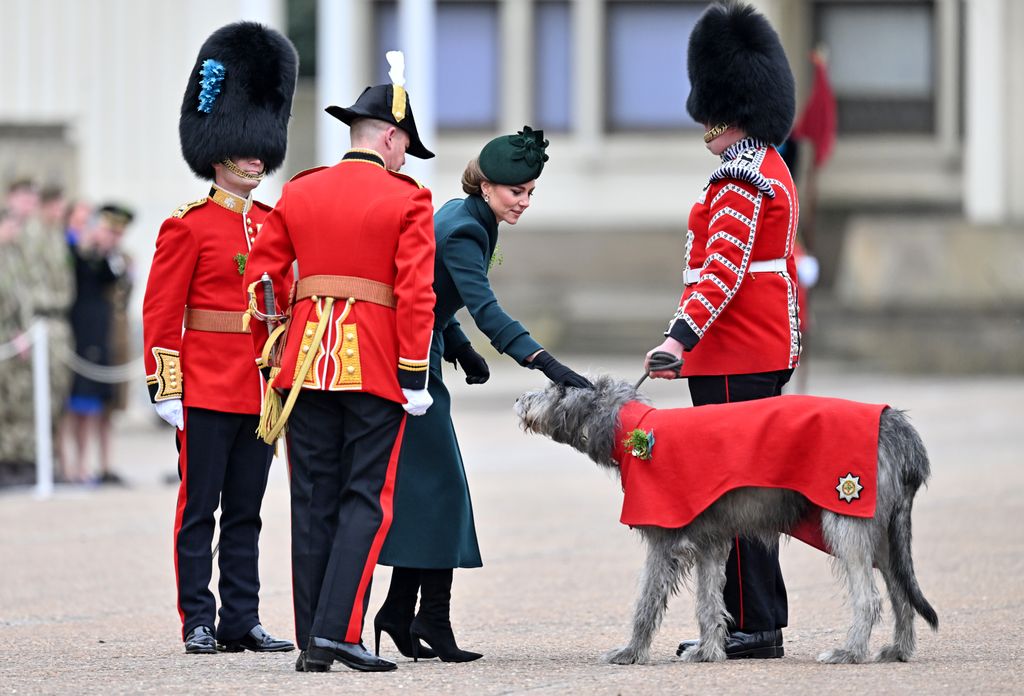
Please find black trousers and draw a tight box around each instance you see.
[174,407,273,641]
[286,390,406,648]
[688,369,793,632]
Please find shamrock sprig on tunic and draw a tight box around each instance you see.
[489,244,504,271]
[234,252,247,275]
[623,428,656,460]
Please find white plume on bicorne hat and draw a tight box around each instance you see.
[386,50,407,122]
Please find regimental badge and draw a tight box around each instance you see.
[836,473,863,503]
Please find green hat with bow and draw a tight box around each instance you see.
[478,126,549,185]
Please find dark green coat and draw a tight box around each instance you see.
[378,195,542,569]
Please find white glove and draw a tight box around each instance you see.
[154,398,184,430]
[797,254,820,288]
[401,388,433,416]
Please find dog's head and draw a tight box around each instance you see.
[515,374,649,470]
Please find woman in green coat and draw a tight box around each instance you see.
[375,127,592,662]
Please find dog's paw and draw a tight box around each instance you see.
[602,645,645,665]
[817,648,866,664]
[874,644,911,663]
[676,644,726,663]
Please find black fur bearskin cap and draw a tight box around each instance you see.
[685,1,795,145]
[179,22,298,180]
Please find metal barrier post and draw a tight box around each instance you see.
[32,321,54,499]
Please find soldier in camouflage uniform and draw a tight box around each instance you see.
[23,186,76,480]
[0,181,39,486]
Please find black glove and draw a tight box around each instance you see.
[529,351,593,389]
[446,342,490,385]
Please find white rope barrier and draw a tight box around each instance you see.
[55,345,145,383]
[1,318,144,499]
[0,319,143,382]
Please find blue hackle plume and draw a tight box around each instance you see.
[197,59,226,113]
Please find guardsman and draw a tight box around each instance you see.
[244,51,436,673]
[645,2,800,660]
[142,22,297,656]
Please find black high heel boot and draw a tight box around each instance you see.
[373,567,437,659]
[409,568,482,663]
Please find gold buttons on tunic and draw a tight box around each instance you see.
[347,297,356,305]
[345,349,354,357]
[346,366,355,374]
[305,329,313,338]
[346,333,354,342]
[302,346,310,353]
[311,295,319,302]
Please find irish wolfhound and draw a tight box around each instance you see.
[515,376,938,664]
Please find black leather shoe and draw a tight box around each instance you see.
[184,626,217,654]
[295,650,331,672]
[307,637,397,672]
[218,624,295,653]
[676,629,784,659]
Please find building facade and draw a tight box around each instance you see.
[2,0,1021,371]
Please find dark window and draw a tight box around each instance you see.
[605,2,705,131]
[813,1,936,134]
[534,1,573,132]
[375,1,499,130]
[287,0,317,78]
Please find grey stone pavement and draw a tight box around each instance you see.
[1,357,1022,695]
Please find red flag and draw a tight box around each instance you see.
[793,51,837,168]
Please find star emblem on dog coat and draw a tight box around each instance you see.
[836,472,863,503]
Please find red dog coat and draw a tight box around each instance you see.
[612,395,887,553]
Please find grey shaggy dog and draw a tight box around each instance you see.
[515,375,938,664]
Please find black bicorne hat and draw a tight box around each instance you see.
[179,22,299,180]
[325,51,435,160]
[685,1,795,145]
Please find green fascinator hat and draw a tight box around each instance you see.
[478,125,549,185]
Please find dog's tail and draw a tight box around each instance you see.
[882,408,939,631]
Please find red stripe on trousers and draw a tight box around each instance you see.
[723,376,744,629]
[284,432,299,645]
[172,409,189,639]
[343,414,408,643]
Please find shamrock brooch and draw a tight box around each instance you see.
[623,428,656,461]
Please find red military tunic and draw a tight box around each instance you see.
[143,185,278,413]
[244,149,435,403]
[667,138,801,376]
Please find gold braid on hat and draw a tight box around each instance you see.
[221,158,266,181]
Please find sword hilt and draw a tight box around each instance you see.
[260,272,276,318]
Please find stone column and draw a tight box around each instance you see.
[963,0,1007,223]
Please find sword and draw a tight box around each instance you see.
[260,272,278,332]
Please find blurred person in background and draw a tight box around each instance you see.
[142,22,297,657]
[374,127,591,663]
[0,179,41,485]
[644,1,799,660]
[23,185,76,481]
[67,204,133,484]
[64,199,93,246]
[0,207,36,485]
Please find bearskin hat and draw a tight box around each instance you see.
[686,1,795,145]
[179,22,298,180]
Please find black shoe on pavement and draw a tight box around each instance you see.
[184,626,217,654]
[218,624,295,653]
[306,637,397,672]
[676,629,784,659]
[295,650,331,672]
[98,471,126,486]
